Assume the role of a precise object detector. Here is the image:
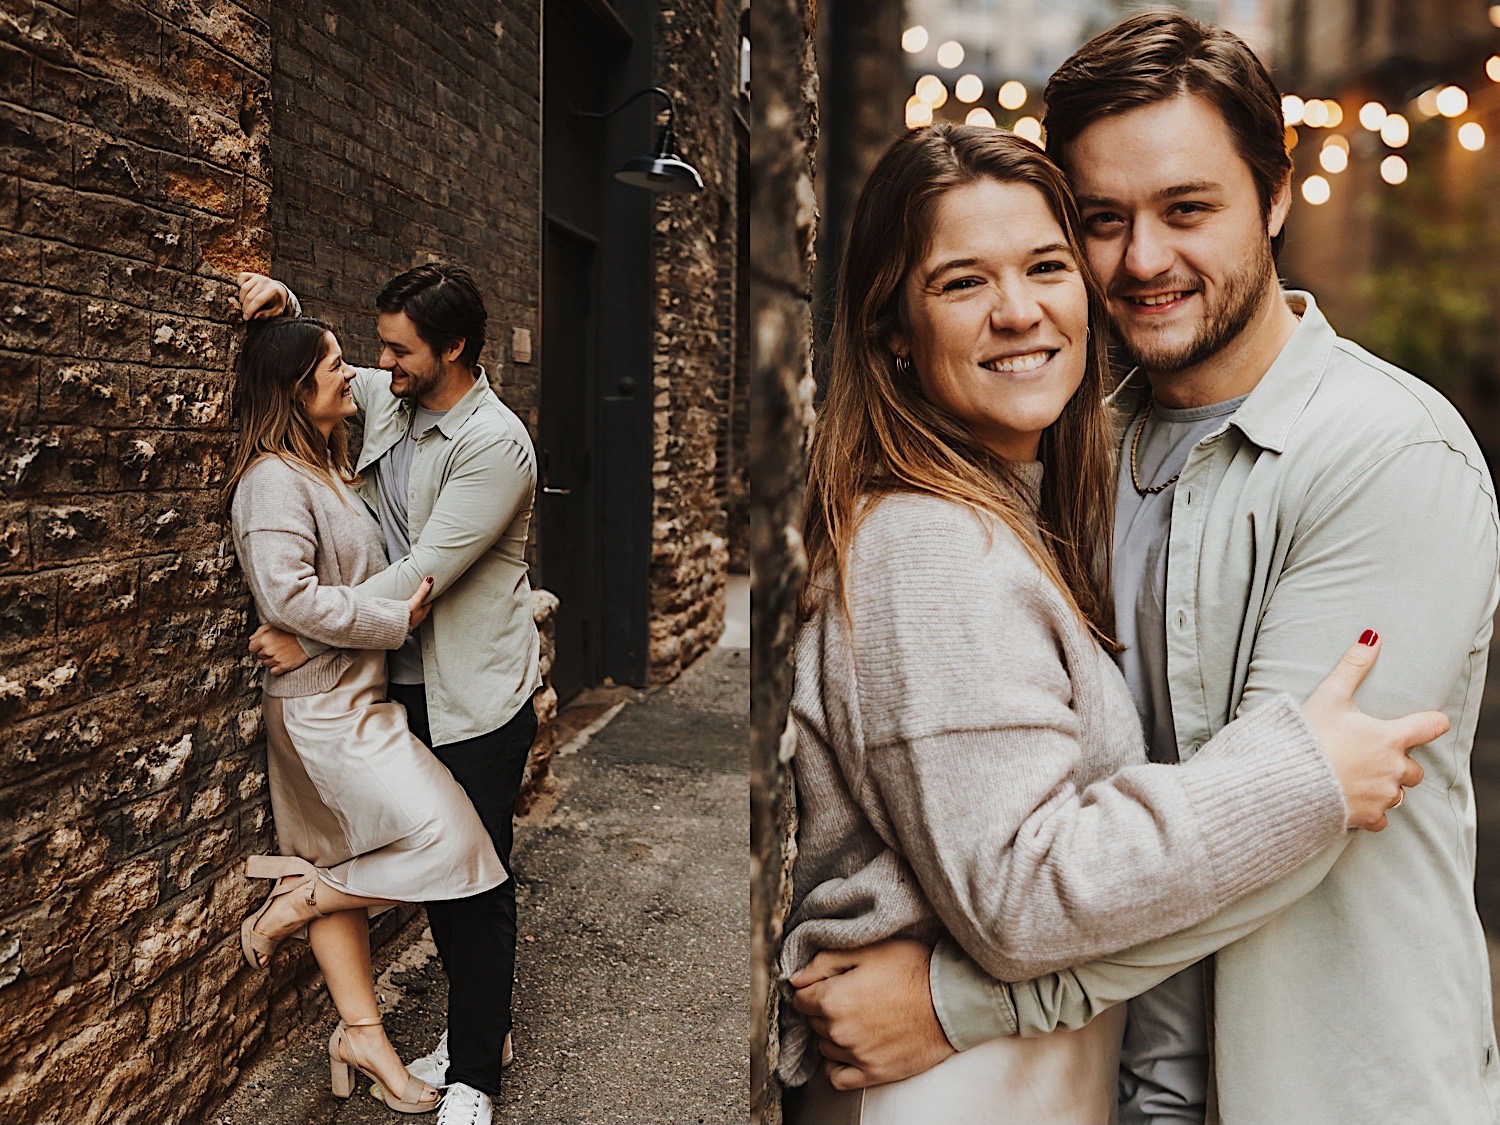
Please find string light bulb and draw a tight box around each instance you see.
[936,40,964,68]
[1380,113,1409,147]
[1436,86,1468,117]
[1013,116,1043,144]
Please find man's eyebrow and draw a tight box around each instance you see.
[1076,181,1224,210]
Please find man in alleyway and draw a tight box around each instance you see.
[238,265,538,1125]
[786,11,1500,1125]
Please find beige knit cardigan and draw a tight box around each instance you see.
[777,487,1348,1086]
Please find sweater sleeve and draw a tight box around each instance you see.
[233,462,413,652]
[846,498,1346,984]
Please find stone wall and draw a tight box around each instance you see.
[0,2,277,1120]
[647,0,741,684]
[748,0,819,1118]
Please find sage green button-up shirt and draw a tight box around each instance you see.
[931,293,1500,1124]
[298,364,541,747]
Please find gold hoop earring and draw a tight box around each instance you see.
[895,354,912,376]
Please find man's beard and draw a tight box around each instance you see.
[1109,239,1275,375]
[394,358,444,402]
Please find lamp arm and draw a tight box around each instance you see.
[571,86,676,134]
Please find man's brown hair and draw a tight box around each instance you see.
[1043,8,1291,222]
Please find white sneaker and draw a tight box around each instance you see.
[402,1030,515,1090]
[436,1082,492,1125]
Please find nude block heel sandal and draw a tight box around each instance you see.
[329,1017,439,1114]
[238,855,325,970]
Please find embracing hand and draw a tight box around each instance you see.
[237,272,290,320]
[789,938,954,1090]
[248,624,311,675]
[1301,632,1447,831]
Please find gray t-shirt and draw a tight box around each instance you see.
[1113,394,1245,1125]
[369,404,448,684]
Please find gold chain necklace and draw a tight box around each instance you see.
[1128,401,1181,496]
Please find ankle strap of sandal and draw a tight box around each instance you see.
[342,1016,384,1028]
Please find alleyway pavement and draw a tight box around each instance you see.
[214,578,749,1125]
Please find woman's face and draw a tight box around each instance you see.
[893,178,1090,461]
[302,331,357,435]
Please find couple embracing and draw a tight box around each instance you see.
[781,10,1500,1125]
[222,265,535,1125]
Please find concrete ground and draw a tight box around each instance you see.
[214,578,749,1125]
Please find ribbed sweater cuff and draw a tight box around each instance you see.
[349,596,412,650]
[1175,693,1347,907]
[260,651,353,698]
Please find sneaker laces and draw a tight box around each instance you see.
[437,1081,490,1125]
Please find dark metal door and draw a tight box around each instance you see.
[540,221,600,704]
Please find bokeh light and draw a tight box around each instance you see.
[905,97,933,129]
[1322,100,1344,128]
[1436,85,1469,117]
[1301,175,1330,205]
[1380,155,1408,184]
[1459,122,1486,151]
[998,81,1027,111]
[915,75,948,108]
[1358,101,1387,131]
[1282,94,1305,126]
[965,107,997,128]
[901,25,928,53]
[936,40,964,68]
[955,74,984,104]
[1416,88,1442,117]
[1303,100,1330,127]
[1013,116,1043,144]
[1380,113,1409,147]
[1318,143,1348,174]
[1488,56,1500,83]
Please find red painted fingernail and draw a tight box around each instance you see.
[425,576,434,583]
[1359,629,1378,647]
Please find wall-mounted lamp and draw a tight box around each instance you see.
[571,86,704,193]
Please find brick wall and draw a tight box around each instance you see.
[268,0,542,431]
[0,2,279,1120]
[647,0,739,683]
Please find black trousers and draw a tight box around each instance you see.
[388,682,536,1097]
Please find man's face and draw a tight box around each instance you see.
[1065,95,1290,376]
[377,310,445,401]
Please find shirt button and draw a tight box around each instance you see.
[1177,611,1188,629]
[1184,488,1193,505]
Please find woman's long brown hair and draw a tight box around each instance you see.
[222,316,360,511]
[802,124,1118,645]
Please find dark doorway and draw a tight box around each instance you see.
[541,0,654,701]
[539,221,600,703]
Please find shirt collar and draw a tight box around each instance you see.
[1105,291,1333,455]
[1226,291,1333,454]
[399,366,492,440]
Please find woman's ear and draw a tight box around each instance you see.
[887,331,909,364]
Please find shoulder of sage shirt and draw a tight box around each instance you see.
[292,356,542,748]
[927,291,1500,1125]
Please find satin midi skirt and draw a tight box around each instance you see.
[786,1003,1126,1125]
[262,649,507,902]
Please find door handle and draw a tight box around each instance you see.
[542,487,572,495]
